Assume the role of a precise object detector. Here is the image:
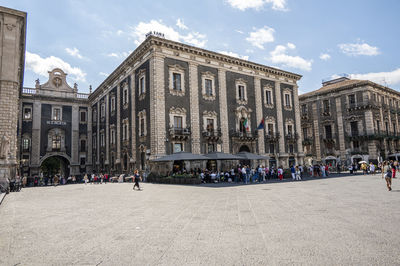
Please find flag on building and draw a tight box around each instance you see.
[243,118,250,131]
[257,118,265,130]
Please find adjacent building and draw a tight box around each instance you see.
[0,7,26,181]
[300,76,400,166]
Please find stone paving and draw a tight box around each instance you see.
[1,173,400,265]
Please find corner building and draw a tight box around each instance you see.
[90,36,304,174]
[300,77,400,166]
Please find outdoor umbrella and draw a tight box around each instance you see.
[236,152,269,160]
[152,152,209,162]
[204,152,243,160]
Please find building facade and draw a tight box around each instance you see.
[300,77,400,166]
[89,36,304,174]
[0,7,26,182]
[19,69,90,177]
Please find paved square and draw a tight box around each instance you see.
[1,174,400,265]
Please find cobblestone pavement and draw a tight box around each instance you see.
[1,174,400,265]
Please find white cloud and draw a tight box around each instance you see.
[218,50,249,60]
[349,68,400,86]
[130,20,207,48]
[25,51,86,82]
[246,26,275,49]
[338,42,380,56]
[225,0,287,11]
[176,18,188,30]
[65,47,83,59]
[268,43,313,71]
[99,72,109,77]
[106,51,132,59]
[319,53,331,60]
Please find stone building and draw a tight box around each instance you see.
[19,69,90,177]
[89,35,304,174]
[299,76,400,166]
[0,7,26,181]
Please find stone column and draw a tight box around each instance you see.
[364,110,377,161]
[275,81,287,167]
[335,97,346,161]
[87,105,92,173]
[254,77,265,154]
[71,105,79,175]
[30,101,41,172]
[105,94,110,168]
[312,102,322,161]
[116,85,121,166]
[189,62,201,154]
[130,73,136,162]
[293,84,304,164]
[218,69,230,153]
[150,54,166,158]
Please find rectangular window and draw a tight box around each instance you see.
[303,127,308,139]
[140,76,145,95]
[52,135,61,150]
[348,94,356,104]
[284,94,291,107]
[22,138,30,151]
[205,79,213,96]
[266,90,272,105]
[238,85,245,100]
[287,125,293,135]
[325,125,332,139]
[80,139,86,152]
[206,118,214,132]
[269,143,275,153]
[53,108,61,121]
[140,118,145,136]
[23,107,32,120]
[174,116,183,128]
[80,111,86,122]
[323,100,330,112]
[111,97,115,112]
[174,143,183,153]
[350,121,358,136]
[173,73,182,91]
[267,123,274,135]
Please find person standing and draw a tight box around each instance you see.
[290,165,296,180]
[133,169,141,190]
[382,161,393,191]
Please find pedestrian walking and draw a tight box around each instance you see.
[133,169,142,190]
[382,161,393,191]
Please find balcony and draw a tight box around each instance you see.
[285,133,299,142]
[346,100,380,111]
[231,130,258,141]
[265,132,280,142]
[169,127,191,141]
[202,128,222,141]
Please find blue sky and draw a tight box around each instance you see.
[4,0,400,94]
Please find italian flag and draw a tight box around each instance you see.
[243,118,250,131]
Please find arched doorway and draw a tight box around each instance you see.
[40,155,70,180]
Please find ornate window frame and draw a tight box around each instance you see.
[202,111,218,131]
[23,106,32,121]
[52,106,63,121]
[169,107,187,128]
[234,106,252,131]
[138,69,146,101]
[263,85,274,108]
[201,71,216,101]
[169,64,186,96]
[138,110,147,138]
[235,78,248,105]
[283,88,292,111]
